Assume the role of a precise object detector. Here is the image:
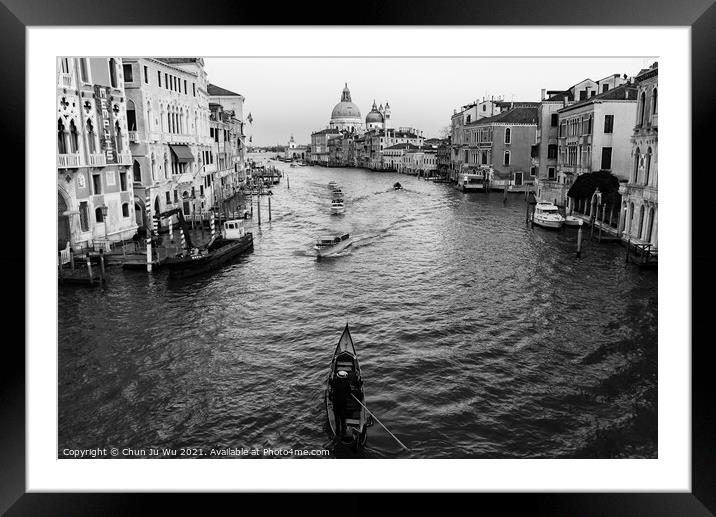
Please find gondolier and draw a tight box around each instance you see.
[331,370,351,436]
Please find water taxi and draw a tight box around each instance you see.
[315,233,352,258]
[533,202,565,229]
[331,198,345,215]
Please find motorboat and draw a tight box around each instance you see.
[164,219,253,278]
[315,233,352,258]
[330,198,345,215]
[564,215,583,227]
[393,182,402,190]
[533,202,565,229]
[325,324,372,450]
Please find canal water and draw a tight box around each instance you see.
[58,158,657,459]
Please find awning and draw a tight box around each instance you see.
[175,172,194,184]
[169,145,194,163]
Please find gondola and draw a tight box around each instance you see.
[325,324,372,450]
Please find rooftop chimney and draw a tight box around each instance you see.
[541,89,546,100]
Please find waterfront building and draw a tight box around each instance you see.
[57,57,138,251]
[449,97,506,181]
[207,82,247,192]
[558,82,637,209]
[533,75,627,206]
[122,57,213,229]
[284,134,308,161]
[401,148,438,176]
[309,128,342,165]
[619,62,658,247]
[437,138,451,177]
[359,127,424,170]
[463,106,538,190]
[208,99,245,204]
[383,143,418,171]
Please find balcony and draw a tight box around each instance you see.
[128,131,139,142]
[88,153,107,167]
[57,72,74,90]
[117,152,133,165]
[57,153,82,168]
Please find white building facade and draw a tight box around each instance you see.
[620,63,658,247]
[57,57,138,251]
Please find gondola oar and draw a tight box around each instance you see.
[351,394,410,452]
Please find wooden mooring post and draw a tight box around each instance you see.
[69,247,75,270]
[287,174,290,189]
[257,194,262,225]
[99,248,106,281]
[58,252,63,280]
[268,194,272,222]
[576,223,583,258]
[86,253,94,285]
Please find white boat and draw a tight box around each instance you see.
[328,181,338,190]
[331,198,345,214]
[564,215,583,227]
[221,219,248,240]
[315,233,352,257]
[533,202,565,229]
[458,172,486,192]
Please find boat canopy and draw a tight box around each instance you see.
[317,233,349,244]
[536,203,559,211]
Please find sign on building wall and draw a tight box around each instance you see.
[94,85,116,163]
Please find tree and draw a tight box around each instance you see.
[568,170,621,204]
[439,125,451,139]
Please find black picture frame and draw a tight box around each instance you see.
[4,0,714,514]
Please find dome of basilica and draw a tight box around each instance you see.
[365,100,384,124]
[331,84,362,121]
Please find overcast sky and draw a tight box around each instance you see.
[204,57,655,147]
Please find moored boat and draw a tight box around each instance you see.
[393,182,402,190]
[325,324,371,450]
[564,215,583,227]
[533,202,565,229]
[164,219,253,278]
[315,233,352,258]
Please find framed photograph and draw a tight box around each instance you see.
[5,0,714,513]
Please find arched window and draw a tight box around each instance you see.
[79,58,88,83]
[644,147,652,185]
[146,101,153,132]
[646,207,655,243]
[632,147,640,183]
[57,119,67,154]
[637,205,645,239]
[109,58,117,88]
[95,206,104,223]
[127,99,137,131]
[69,120,79,153]
[639,91,646,126]
[133,160,142,182]
[628,202,635,234]
[122,203,129,218]
[86,119,96,154]
[504,127,511,144]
